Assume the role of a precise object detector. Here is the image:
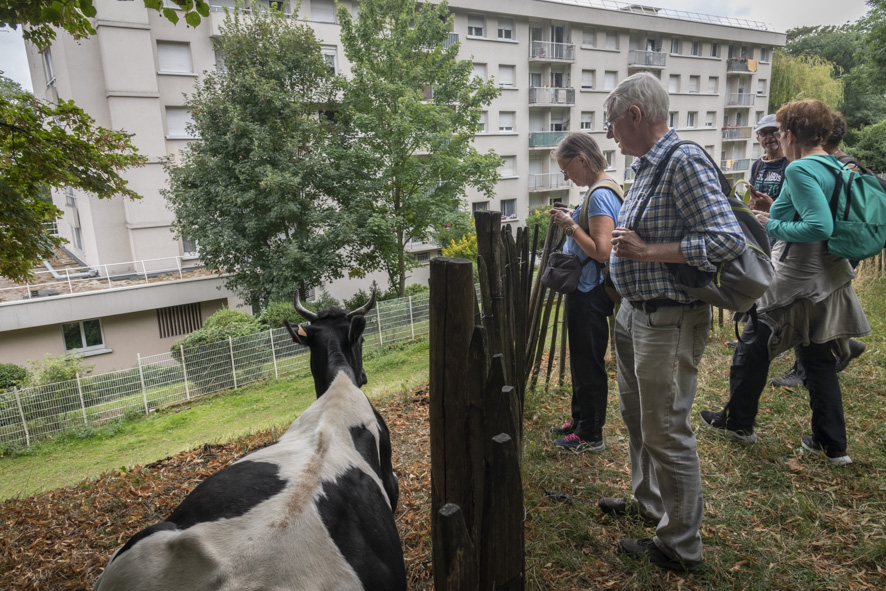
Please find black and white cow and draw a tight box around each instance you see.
[93,292,407,591]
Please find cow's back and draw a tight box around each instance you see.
[93,374,405,591]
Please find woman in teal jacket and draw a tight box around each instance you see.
[700,99,870,465]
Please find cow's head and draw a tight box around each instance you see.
[283,291,375,398]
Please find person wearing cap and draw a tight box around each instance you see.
[747,114,788,211]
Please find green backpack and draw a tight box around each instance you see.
[809,155,886,261]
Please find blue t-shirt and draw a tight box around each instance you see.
[564,186,622,292]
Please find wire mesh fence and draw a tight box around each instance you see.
[0,293,432,448]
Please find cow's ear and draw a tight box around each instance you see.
[284,319,311,346]
[348,315,366,344]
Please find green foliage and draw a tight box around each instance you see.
[442,234,478,262]
[0,1,209,48]
[171,309,261,352]
[859,0,886,95]
[258,290,342,329]
[336,0,502,297]
[0,92,146,281]
[769,51,844,113]
[0,363,27,391]
[525,206,553,252]
[25,353,93,387]
[403,283,430,297]
[432,209,475,250]
[846,118,886,173]
[164,7,345,309]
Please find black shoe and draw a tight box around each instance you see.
[549,420,574,436]
[598,497,658,526]
[835,339,866,373]
[770,368,802,388]
[618,538,703,572]
[725,340,738,349]
[699,409,757,443]
[801,434,852,465]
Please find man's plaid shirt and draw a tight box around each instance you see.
[610,130,746,303]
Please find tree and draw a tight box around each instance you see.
[0,0,211,48]
[768,51,844,113]
[1,1,198,281]
[859,0,886,94]
[846,118,886,172]
[1,84,146,280]
[336,0,501,297]
[164,8,344,309]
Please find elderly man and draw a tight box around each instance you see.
[599,72,745,572]
[748,113,788,205]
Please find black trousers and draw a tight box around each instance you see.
[721,322,847,453]
[565,283,615,442]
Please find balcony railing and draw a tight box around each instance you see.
[722,126,753,140]
[528,131,569,147]
[528,87,575,105]
[529,173,572,192]
[725,93,755,106]
[726,57,755,73]
[529,41,576,61]
[444,32,459,49]
[721,158,751,172]
[628,50,667,68]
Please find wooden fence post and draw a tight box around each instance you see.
[480,433,524,591]
[437,503,479,591]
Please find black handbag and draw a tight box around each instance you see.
[541,249,593,294]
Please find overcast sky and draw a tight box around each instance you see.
[0,0,874,93]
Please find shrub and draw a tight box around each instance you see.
[25,353,94,387]
[0,363,27,391]
[259,290,342,329]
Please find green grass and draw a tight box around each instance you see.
[0,338,430,500]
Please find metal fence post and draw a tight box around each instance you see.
[180,345,191,401]
[137,353,149,415]
[229,336,238,389]
[269,329,279,380]
[408,295,415,340]
[75,372,88,425]
[13,387,30,447]
[376,302,384,346]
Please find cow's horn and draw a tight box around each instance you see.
[346,290,376,319]
[293,290,319,322]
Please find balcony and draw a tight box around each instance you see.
[529,41,576,61]
[627,50,667,68]
[444,32,459,49]
[721,158,751,172]
[529,87,575,106]
[722,126,753,140]
[726,57,757,73]
[725,93,755,107]
[529,131,569,147]
[529,173,572,192]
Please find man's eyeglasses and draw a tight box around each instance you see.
[559,155,576,175]
[757,128,778,138]
[606,109,629,133]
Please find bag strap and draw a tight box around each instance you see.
[577,178,625,232]
[750,158,762,182]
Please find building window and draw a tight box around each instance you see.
[580,111,593,130]
[690,40,701,56]
[604,30,618,50]
[582,28,596,47]
[670,37,681,54]
[669,74,680,93]
[500,156,516,177]
[668,112,678,128]
[687,112,697,128]
[166,107,195,139]
[478,111,487,133]
[604,71,617,90]
[757,79,767,95]
[413,252,431,264]
[760,47,770,62]
[689,75,700,93]
[498,65,516,87]
[157,303,203,339]
[311,0,336,23]
[41,47,55,87]
[472,63,487,80]
[603,150,615,169]
[498,18,514,40]
[467,14,485,37]
[529,71,542,87]
[157,41,193,74]
[706,111,716,127]
[708,76,719,93]
[472,201,489,212]
[321,46,337,75]
[581,69,595,90]
[499,111,515,132]
[711,42,720,57]
[214,49,227,74]
[63,319,105,353]
[182,234,199,258]
[501,198,516,219]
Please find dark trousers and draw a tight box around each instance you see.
[566,283,614,442]
[722,322,847,453]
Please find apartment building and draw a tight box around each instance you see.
[8,0,784,371]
